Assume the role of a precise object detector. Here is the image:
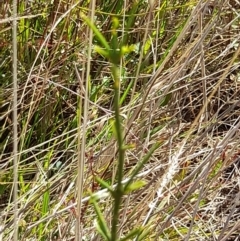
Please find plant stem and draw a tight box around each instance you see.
[111,64,125,241]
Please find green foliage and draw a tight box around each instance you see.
[83,15,160,240]
[91,197,111,241]
[123,180,147,194]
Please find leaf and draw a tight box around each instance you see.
[81,13,110,51]
[95,176,113,194]
[91,197,111,241]
[122,143,136,150]
[143,37,152,55]
[123,180,147,194]
[94,46,110,59]
[125,142,161,188]
[121,45,135,56]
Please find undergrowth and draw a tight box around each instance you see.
[0,0,240,240]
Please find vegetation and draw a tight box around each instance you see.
[1,0,240,240]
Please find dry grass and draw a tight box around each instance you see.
[0,0,240,240]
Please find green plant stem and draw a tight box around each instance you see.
[111,64,125,241]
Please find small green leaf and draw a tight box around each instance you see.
[143,37,152,55]
[95,176,114,194]
[122,143,136,150]
[91,197,111,241]
[96,222,111,241]
[124,180,146,194]
[94,46,110,59]
[125,142,161,188]
[112,17,119,29]
[111,119,117,138]
[81,13,110,51]
[121,45,135,55]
